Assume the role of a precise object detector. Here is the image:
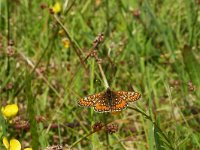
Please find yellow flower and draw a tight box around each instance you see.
[3,137,9,149]
[10,139,21,150]
[1,104,19,119]
[62,38,70,48]
[2,137,21,150]
[52,1,61,14]
[2,137,32,150]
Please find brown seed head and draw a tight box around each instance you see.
[8,40,14,46]
[40,3,48,9]
[7,45,15,57]
[105,123,118,134]
[90,50,98,58]
[44,145,63,150]
[5,82,14,90]
[97,58,103,64]
[12,117,30,130]
[93,33,104,45]
[188,81,196,92]
[132,9,141,19]
[49,8,55,14]
[92,122,104,131]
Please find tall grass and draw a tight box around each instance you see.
[0,0,200,149]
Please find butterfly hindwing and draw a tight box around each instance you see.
[111,98,128,111]
[94,98,110,112]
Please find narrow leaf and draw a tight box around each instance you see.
[154,125,165,150]
[182,45,200,92]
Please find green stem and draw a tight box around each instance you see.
[105,0,110,36]
[98,63,109,89]
[103,114,110,150]
[54,15,87,70]
[128,106,174,149]
[70,131,96,148]
[13,44,48,98]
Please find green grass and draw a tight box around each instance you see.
[0,0,200,149]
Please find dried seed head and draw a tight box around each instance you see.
[169,79,182,91]
[93,33,104,45]
[12,117,30,130]
[98,33,104,42]
[14,120,30,130]
[92,122,104,131]
[8,40,14,46]
[40,3,48,9]
[132,9,141,19]
[49,8,55,14]
[7,45,14,57]
[97,58,103,64]
[188,81,196,92]
[90,50,98,57]
[35,116,46,122]
[44,145,63,150]
[5,82,14,90]
[105,123,118,134]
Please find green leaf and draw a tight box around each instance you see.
[154,125,165,150]
[148,122,154,150]
[26,74,40,150]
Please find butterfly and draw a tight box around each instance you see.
[78,88,141,113]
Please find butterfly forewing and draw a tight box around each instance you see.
[78,92,103,107]
[127,91,141,102]
[94,96,110,112]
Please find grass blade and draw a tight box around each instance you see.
[182,45,200,94]
[26,75,40,149]
[154,124,165,150]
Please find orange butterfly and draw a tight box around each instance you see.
[78,88,141,112]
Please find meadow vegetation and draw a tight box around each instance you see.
[0,0,200,149]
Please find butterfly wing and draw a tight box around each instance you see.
[110,91,128,111]
[111,99,128,112]
[94,94,111,112]
[94,90,141,112]
[109,91,141,111]
[78,92,103,107]
[79,89,141,113]
[94,89,127,112]
[126,91,141,102]
[116,91,141,102]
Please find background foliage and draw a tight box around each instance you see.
[0,0,200,149]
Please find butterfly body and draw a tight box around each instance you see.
[104,88,115,110]
[78,88,141,113]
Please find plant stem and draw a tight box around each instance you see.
[54,15,87,70]
[98,63,109,89]
[128,106,174,149]
[70,131,96,148]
